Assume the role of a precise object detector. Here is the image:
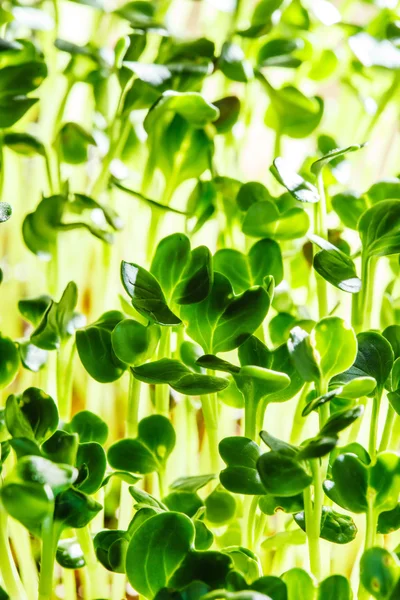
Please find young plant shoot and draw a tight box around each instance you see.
[1,0,400,599]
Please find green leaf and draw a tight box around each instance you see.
[236,181,274,212]
[303,377,375,415]
[150,234,212,307]
[181,273,270,354]
[242,202,310,240]
[257,451,312,496]
[170,474,216,493]
[3,131,45,156]
[378,503,400,534]
[0,96,38,128]
[75,442,107,494]
[296,436,338,460]
[289,318,357,387]
[5,387,58,444]
[67,410,108,445]
[294,506,357,544]
[311,144,365,177]
[219,437,265,495]
[126,511,195,598]
[0,333,20,388]
[259,431,298,457]
[111,319,160,366]
[271,158,319,203]
[259,492,304,515]
[94,529,131,573]
[331,332,393,393]
[360,547,400,599]
[18,294,52,326]
[205,487,237,525]
[214,238,283,295]
[218,42,253,82]
[76,311,127,383]
[0,61,47,95]
[54,488,102,528]
[287,326,320,383]
[144,91,219,132]
[42,430,79,465]
[311,234,361,293]
[359,200,400,258]
[318,575,352,600]
[319,405,364,437]
[262,82,324,139]
[169,550,233,590]
[31,281,78,350]
[213,96,241,134]
[281,568,317,600]
[56,537,85,569]
[12,455,77,495]
[132,359,229,395]
[258,38,304,68]
[331,192,368,230]
[108,415,175,474]
[329,453,368,513]
[129,486,167,510]
[163,491,203,518]
[56,122,96,164]
[121,261,181,326]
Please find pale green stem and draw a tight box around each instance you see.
[313,173,328,319]
[38,515,56,600]
[290,384,309,445]
[127,372,141,437]
[303,483,321,580]
[201,390,220,473]
[245,495,260,550]
[369,392,381,461]
[9,521,38,600]
[379,403,396,452]
[0,503,28,600]
[155,328,171,416]
[76,526,101,600]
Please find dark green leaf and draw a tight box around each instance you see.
[181,273,270,354]
[121,261,181,326]
[257,451,312,496]
[271,158,319,203]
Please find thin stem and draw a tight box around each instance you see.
[244,387,258,441]
[303,483,321,580]
[290,384,309,445]
[245,495,259,550]
[0,502,28,600]
[369,392,381,461]
[274,130,282,159]
[365,500,377,550]
[44,150,55,195]
[58,341,76,423]
[38,515,56,600]
[313,173,328,319]
[201,390,219,473]
[155,328,171,416]
[127,372,141,437]
[157,467,166,499]
[356,253,376,333]
[76,526,101,600]
[379,403,396,452]
[9,521,38,599]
